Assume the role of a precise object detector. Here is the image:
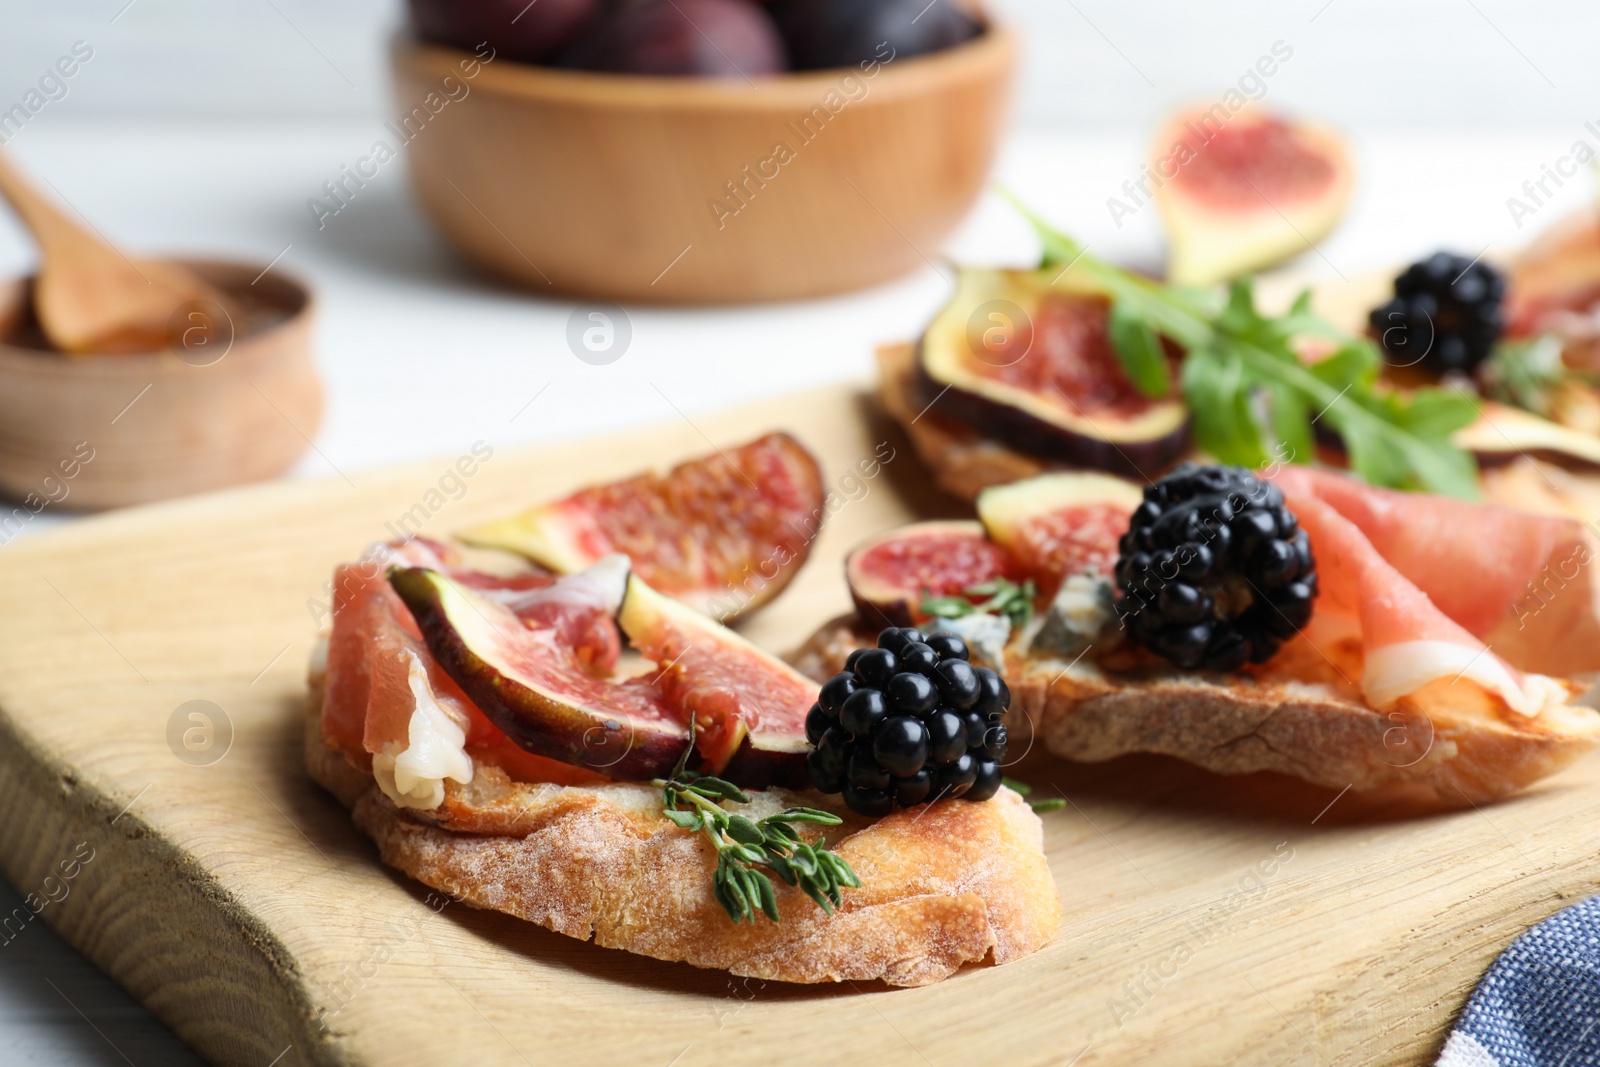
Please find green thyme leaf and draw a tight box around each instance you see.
[920,577,1036,629]
[724,815,765,846]
[655,720,860,925]
[752,869,780,923]
[1482,334,1569,416]
[773,807,844,826]
[662,809,701,830]
[1000,774,1065,812]
[920,594,979,617]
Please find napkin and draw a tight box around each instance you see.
[1436,896,1600,1066]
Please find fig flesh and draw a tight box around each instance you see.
[845,520,1021,628]
[390,560,692,781]
[391,555,816,787]
[1151,107,1354,285]
[618,577,814,785]
[916,268,1190,479]
[977,472,1142,595]
[460,432,826,622]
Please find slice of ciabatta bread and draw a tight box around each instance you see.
[878,342,1061,502]
[304,680,1061,987]
[792,616,1600,806]
[872,341,1600,802]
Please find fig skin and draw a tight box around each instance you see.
[390,567,691,782]
[770,0,981,71]
[845,520,1010,629]
[408,0,601,63]
[560,0,789,77]
[617,576,812,785]
[458,432,826,624]
[911,351,1191,479]
[913,268,1190,479]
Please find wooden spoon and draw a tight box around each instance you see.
[0,150,226,355]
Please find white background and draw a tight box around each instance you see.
[1,1,1597,1063]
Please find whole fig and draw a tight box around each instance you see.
[409,0,601,63]
[561,0,788,77]
[771,0,980,71]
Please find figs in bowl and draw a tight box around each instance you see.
[389,17,1014,302]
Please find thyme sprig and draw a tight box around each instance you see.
[655,729,860,925]
[921,577,1037,628]
[1002,776,1066,813]
[1481,334,1571,416]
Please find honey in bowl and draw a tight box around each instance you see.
[0,261,322,511]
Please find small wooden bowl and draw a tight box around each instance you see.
[392,25,1016,303]
[0,260,322,512]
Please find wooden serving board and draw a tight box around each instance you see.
[3,383,1599,1067]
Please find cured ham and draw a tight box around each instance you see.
[320,538,608,808]
[1268,467,1582,715]
[1269,465,1593,642]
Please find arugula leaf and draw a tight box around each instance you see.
[1266,381,1314,470]
[1003,193,1483,499]
[1107,299,1172,397]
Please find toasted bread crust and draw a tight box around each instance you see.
[864,345,1600,801]
[792,616,1600,805]
[877,343,1056,502]
[304,685,1060,986]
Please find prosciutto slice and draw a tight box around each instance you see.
[1269,467,1577,715]
[1271,466,1589,638]
[320,538,609,807]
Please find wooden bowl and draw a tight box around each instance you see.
[0,260,322,512]
[391,25,1016,303]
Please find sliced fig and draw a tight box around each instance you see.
[1506,207,1600,336]
[460,432,825,623]
[389,564,691,781]
[845,520,1021,628]
[916,268,1190,480]
[618,576,814,786]
[1455,400,1600,468]
[977,472,1142,595]
[1151,107,1354,285]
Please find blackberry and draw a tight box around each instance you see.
[1369,251,1506,376]
[1114,463,1317,672]
[807,626,1010,815]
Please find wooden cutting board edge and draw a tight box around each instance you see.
[0,381,893,1067]
[0,701,329,1065]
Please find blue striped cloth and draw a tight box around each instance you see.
[1437,896,1600,1066]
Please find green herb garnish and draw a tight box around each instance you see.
[655,729,860,925]
[1002,776,1066,812]
[921,577,1036,628]
[1002,193,1483,499]
[1482,334,1571,416]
